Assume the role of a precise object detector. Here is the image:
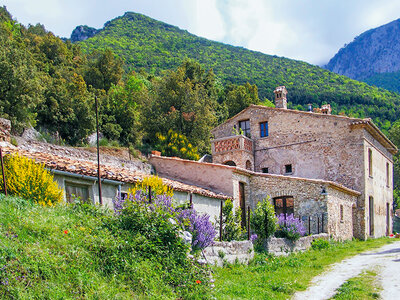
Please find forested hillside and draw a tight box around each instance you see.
[77,12,400,130]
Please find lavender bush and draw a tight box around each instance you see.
[275,213,306,241]
[113,190,216,251]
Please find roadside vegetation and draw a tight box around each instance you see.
[331,270,381,300]
[213,238,393,299]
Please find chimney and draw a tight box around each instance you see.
[274,86,287,109]
[321,104,332,115]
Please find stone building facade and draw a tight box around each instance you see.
[150,155,359,240]
[211,86,397,240]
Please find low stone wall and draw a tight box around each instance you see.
[203,240,254,267]
[264,233,329,256]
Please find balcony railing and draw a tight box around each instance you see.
[212,135,253,154]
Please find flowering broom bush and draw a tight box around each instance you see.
[0,154,62,206]
[275,213,306,241]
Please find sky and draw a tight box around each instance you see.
[2,0,400,65]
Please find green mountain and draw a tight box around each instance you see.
[325,18,400,93]
[76,12,400,129]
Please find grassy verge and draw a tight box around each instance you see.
[213,238,393,299]
[331,270,381,299]
[0,194,211,299]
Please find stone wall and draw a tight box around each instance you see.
[212,135,254,170]
[264,233,329,256]
[203,240,254,266]
[361,131,394,239]
[0,118,11,142]
[149,155,235,197]
[326,187,355,240]
[212,106,365,192]
[249,174,357,239]
[211,105,394,240]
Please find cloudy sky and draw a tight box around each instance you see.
[2,0,400,65]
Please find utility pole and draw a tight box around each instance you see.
[0,147,7,196]
[95,96,102,205]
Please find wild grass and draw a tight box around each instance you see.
[331,270,381,299]
[0,194,211,299]
[213,238,393,299]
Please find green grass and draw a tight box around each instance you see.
[0,194,211,299]
[213,239,393,299]
[331,270,381,299]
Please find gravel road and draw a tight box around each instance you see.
[293,240,400,300]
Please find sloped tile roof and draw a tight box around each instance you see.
[1,146,229,200]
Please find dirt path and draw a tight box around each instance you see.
[293,240,400,300]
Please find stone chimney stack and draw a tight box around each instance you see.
[274,86,287,109]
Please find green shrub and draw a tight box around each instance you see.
[311,238,331,250]
[99,137,109,146]
[215,199,244,241]
[0,154,62,206]
[250,197,278,240]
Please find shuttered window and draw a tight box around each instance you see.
[260,121,268,137]
[65,183,90,203]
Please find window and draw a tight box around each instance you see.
[239,120,251,137]
[273,196,294,216]
[245,160,252,170]
[386,162,390,187]
[260,121,268,137]
[368,149,373,177]
[224,160,236,166]
[285,164,292,174]
[120,192,128,200]
[340,205,344,222]
[262,167,269,173]
[65,183,89,203]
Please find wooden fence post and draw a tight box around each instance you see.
[0,147,7,196]
[219,200,223,242]
[148,186,152,203]
[247,206,251,240]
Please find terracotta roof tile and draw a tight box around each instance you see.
[1,146,229,200]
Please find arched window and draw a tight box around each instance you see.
[224,160,236,166]
[245,160,252,170]
[273,196,294,216]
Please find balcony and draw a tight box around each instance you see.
[212,135,253,154]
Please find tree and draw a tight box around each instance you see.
[84,49,123,91]
[0,24,43,132]
[222,82,260,118]
[100,72,147,146]
[142,60,217,153]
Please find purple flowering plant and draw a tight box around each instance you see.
[113,189,216,251]
[275,213,306,241]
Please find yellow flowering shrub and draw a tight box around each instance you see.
[0,154,63,206]
[155,129,200,160]
[128,175,173,197]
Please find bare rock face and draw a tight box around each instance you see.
[325,18,400,80]
[70,25,99,42]
[22,127,41,142]
[0,118,11,142]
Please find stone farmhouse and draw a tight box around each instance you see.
[151,86,398,240]
[0,83,397,241]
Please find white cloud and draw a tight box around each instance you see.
[3,0,400,64]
